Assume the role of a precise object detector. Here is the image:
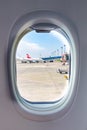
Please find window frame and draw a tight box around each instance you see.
[8,10,79,121]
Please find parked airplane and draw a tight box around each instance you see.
[21,54,42,63]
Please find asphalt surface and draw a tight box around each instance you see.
[16,61,69,102]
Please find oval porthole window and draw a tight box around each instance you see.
[16,25,71,104]
[8,11,78,118]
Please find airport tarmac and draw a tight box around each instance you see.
[16,61,69,102]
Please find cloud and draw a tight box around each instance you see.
[18,41,44,51]
[16,41,44,58]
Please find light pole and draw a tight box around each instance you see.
[64,44,66,53]
[57,49,59,56]
[61,47,63,56]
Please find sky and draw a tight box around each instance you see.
[16,30,70,59]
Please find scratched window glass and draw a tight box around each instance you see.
[16,30,71,102]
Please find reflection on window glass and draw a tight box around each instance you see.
[16,30,71,102]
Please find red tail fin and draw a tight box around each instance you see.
[26,54,31,58]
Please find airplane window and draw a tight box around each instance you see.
[16,29,71,103]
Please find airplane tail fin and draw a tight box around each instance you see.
[26,54,31,59]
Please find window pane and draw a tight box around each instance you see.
[16,30,71,102]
